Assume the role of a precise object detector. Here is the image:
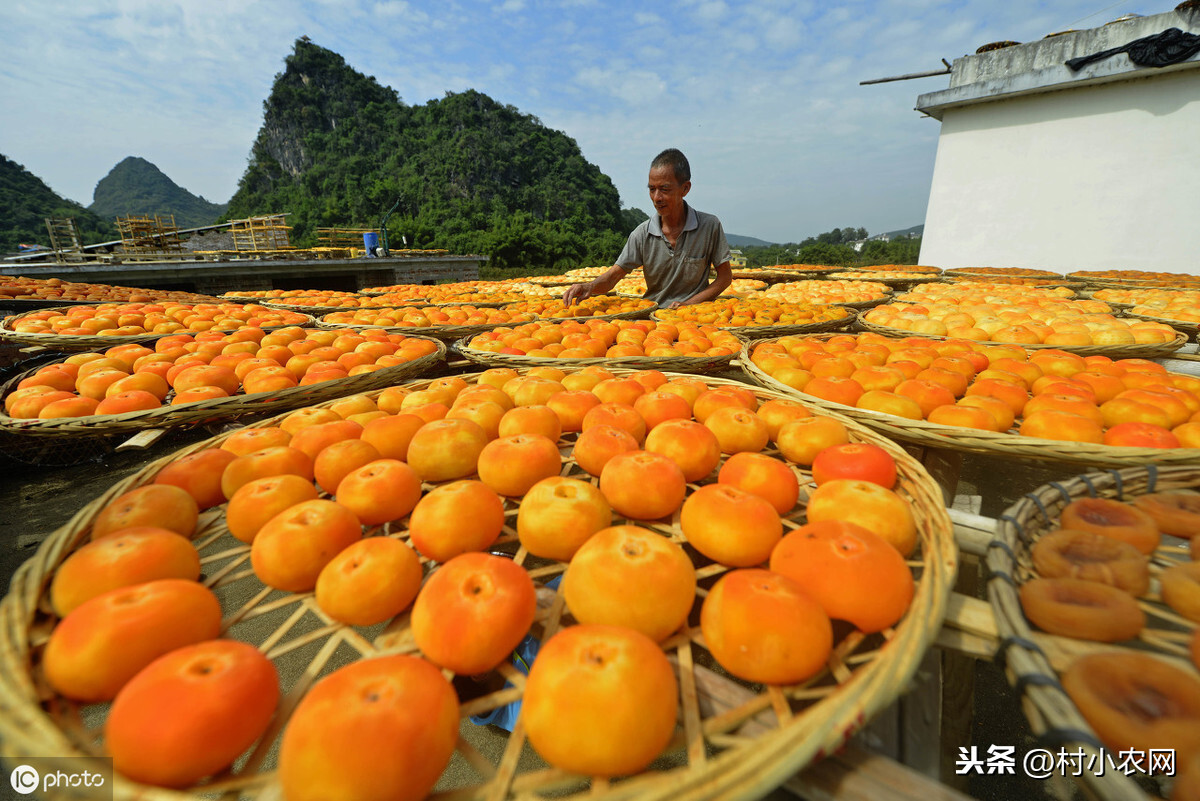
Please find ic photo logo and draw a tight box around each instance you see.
[9,764,39,795]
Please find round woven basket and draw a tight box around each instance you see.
[0,336,446,437]
[855,313,1189,359]
[0,369,956,801]
[651,308,855,340]
[739,335,1200,468]
[988,464,1200,801]
[0,310,318,352]
[451,333,745,373]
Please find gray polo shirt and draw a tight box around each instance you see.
[615,204,733,306]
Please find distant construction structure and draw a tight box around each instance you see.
[116,214,183,258]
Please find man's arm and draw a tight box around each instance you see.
[562,265,628,305]
[675,261,733,307]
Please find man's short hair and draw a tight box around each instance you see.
[651,149,691,184]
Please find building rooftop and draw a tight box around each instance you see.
[916,7,1200,120]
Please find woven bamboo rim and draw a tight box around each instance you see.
[1121,310,1200,339]
[1076,291,1133,309]
[649,309,855,340]
[943,269,1065,280]
[855,313,1189,358]
[451,333,746,373]
[0,298,104,309]
[525,276,581,286]
[762,293,892,311]
[0,368,956,801]
[0,336,446,437]
[259,300,423,315]
[834,274,944,287]
[0,312,319,352]
[770,266,842,276]
[317,317,541,342]
[989,465,1200,801]
[1079,279,1200,292]
[729,270,800,283]
[739,334,1200,468]
[503,302,659,323]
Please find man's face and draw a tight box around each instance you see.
[647,165,690,220]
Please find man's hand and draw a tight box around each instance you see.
[562,281,593,306]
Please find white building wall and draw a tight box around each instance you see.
[919,68,1200,273]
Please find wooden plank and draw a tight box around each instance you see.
[115,428,166,451]
[785,743,975,801]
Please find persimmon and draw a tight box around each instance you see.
[92,484,199,541]
[106,640,278,788]
[335,459,422,527]
[410,552,537,675]
[315,537,423,626]
[563,525,696,642]
[681,484,782,567]
[476,433,562,497]
[701,569,833,685]
[49,528,201,617]
[407,480,506,562]
[43,579,222,702]
[770,520,913,633]
[810,442,897,489]
[517,477,612,561]
[806,479,917,556]
[278,655,459,801]
[153,448,238,510]
[717,452,799,515]
[523,625,678,777]
[250,499,362,592]
[599,450,687,520]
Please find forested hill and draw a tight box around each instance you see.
[89,156,228,228]
[226,38,631,271]
[0,155,116,254]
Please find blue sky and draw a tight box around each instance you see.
[0,0,1171,243]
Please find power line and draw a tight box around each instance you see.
[1052,1,1136,34]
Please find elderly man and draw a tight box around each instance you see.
[563,149,732,309]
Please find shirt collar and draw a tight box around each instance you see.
[648,202,698,238]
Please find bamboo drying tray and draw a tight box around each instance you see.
[0,309,317,352]
[988,465,1200,801]
[451,333,746,373]
[0,336,446,438]
[739,335,1200,468]
[855,313,1189,359]
[0,369,956,801]
[651,308,856,340]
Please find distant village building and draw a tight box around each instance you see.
[917,8,1200,273]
